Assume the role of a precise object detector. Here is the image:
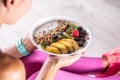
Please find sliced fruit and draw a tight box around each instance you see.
[62,39,79,50]
[63,32,72,38]
[40,44,46,50]
[58,40,74,52]
[66,29,72,34]
[50,42,67,54]
[45,46,61,54]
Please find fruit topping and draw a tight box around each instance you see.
[72,30,79,37]
[34,20,89,55]
[78,26,83,32]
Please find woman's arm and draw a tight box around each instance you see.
[1,34,37,58]
[36,53,83,80]
[35,57,60,80]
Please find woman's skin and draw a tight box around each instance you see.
[35,53,83,80]
[0,0,35,58]
[0,53,26,80]
[102,56,109,73]
[0,0,109,80]
[2,34,37,58]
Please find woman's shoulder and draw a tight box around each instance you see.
[0,53,26,80]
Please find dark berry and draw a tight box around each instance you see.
[81,30,87,36]
[67,50,72,54]
[64,28,67,32]
[67,24,69,27]
[78,34,84,38]
[78,40,84,47]
[59,32,63,35]
[80,37,86,42]
[78,26,83,32]
[66,25,70,29]
[74,37,81,41]
[43,30,46,33]
[52,34,58,39]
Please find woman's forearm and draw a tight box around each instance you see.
[35,57,60,80]
[1,36,36,58]
[1,44,23,58]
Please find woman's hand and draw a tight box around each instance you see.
[36,52,84,80]
[49,52,84,68]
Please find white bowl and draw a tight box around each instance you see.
[30,16,92,57]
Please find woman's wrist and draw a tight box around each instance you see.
[35,56,60,80]
[47,56,62,69]
[22,35,37,52]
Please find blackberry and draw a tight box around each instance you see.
[80,38,86,42]
[78,40,84,47]
[78,34,84,38]
[81,30,87,36]
[74,37,81,41]
[78,26,83,32]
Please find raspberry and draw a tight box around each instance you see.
[72,30,79,37]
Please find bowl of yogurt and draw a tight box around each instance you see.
[30,16,92,56]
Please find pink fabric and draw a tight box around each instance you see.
[21,50,48,78]
[21,50,103,79]
[27,70,98,80]
[21,47,120,80]
[27,70,120,80]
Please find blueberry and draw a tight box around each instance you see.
[78,40,84,47]
[59,32,63,35]
[78,26,83,32]
[67,50,72,54]
[52,34,58,39]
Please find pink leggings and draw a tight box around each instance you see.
[21,50,120,80]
